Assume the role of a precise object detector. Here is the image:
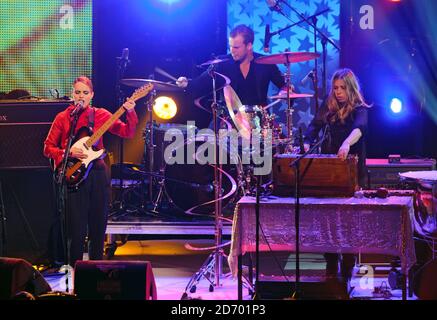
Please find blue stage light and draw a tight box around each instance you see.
[390,98,403,113]
[159,0,180,4]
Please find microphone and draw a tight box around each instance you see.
[266,0,283,13]
[70,100,84,117]
[263,24,271,53]
[301,69,315,85]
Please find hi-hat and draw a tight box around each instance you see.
[255,52,320,64]
[120,79,181,91]
[199,57,229,67]
[269,92,313,99]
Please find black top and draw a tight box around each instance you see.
[304,100,369,187]
[187,53,285,105]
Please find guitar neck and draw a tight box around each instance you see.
[85,106,126,148]
[82,83,152,148]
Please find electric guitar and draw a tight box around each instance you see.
[61,84,153,189]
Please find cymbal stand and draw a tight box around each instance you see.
[283,59,294,152]
[110,49,130,218]
[181,64,227,298]
[145,90,157,204]
[144,91,173,215]
[279,0,340,114]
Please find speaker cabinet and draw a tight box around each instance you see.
[74,260,157,300]
[0,168,57,264]
[0,257,51,299]
[0,100,69,169]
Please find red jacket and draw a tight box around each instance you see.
[44,104,138,167]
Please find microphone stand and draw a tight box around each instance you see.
[56,109,81,293]
[181,63,227,298]
[278,0,339,115]
[288,125,329,299]
[253,173,261,299]
[266,9,330,41]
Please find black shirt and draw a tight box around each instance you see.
[304,100,369,187]
[187,53,285,105]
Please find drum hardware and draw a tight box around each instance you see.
[269,92,313,99]
[144,123,198,214]
[109,49,132,221]
[181,59,231,298]
[198,57,229,67]
[255,51,319,150]
[240,165,273,197]
[108,163,152,220]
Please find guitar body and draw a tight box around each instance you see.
[56,83,152,189]
[64,126,105,189]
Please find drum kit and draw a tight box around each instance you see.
[114,51,319,216]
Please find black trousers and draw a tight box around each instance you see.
[65,167,110,267]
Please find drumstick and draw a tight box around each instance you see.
[263,99,282,111]
[154,67,178,81]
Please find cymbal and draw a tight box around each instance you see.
[269,92,313,99]
[199,57,229,67]
[255,52,320,64]
[120,79,181,91]
[223,85,260,140]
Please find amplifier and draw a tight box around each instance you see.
[0,100,70,169]
[366,158,436,189]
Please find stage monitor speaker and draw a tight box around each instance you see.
[0,100,70,169]
[366,158,436,189]
[0,257,51,299]
[74,260,157,300]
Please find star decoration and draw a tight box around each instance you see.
[297,106,314,127]
[228,0,339,128]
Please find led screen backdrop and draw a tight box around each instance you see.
[227,0,340,130]
[0,0,92,99]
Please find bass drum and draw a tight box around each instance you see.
[164,133,241,215]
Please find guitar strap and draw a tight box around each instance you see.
[88,107,95,134]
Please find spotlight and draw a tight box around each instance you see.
[159,0,181,4]
[390,98,403,114]
[153,96,177,120]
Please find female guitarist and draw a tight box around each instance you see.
[44,76,138,267]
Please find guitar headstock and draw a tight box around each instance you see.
[130,83,153,102]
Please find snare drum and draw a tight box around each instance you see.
[399,171,437,239]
